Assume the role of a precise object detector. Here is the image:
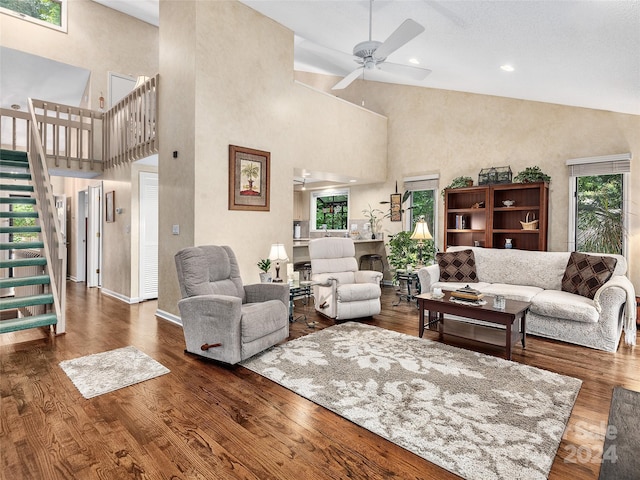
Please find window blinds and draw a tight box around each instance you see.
[566,153,631,177]
[403,174,439,192]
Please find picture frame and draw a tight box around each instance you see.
[390,193,402,222]
[105,191,115,223]
[228,145,270,211]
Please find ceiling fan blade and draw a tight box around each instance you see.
[331,67,364,90]
[374,19,425,61]
[377,62,432,81]
[297,39,359,74]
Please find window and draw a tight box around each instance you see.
[567,154,630,257]
[311,189,349,232]
[0,0,67,32]
[404,175,439,244]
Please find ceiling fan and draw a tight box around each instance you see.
[327,0,432,90]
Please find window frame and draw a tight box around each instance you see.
[403,174,439,250]
[566,153,630,259]
[0,0,67,33]
[310,188,350,233]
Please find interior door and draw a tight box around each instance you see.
[139,172,158,300]
[87,183,102,287]
[75,189,87,282]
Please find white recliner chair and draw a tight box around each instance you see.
[308,237,383,320]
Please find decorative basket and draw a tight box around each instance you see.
[520,212,539,230]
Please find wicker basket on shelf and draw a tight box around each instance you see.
[520,212,539,230]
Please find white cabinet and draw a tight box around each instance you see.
[293,191,309,221]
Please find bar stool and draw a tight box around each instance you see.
[359,254,384,281]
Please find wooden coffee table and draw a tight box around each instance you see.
[417,291,530,360]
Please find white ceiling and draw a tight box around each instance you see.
[0,47,90,110]
[92,0,640,116]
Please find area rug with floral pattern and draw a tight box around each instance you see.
[241,322,581,480]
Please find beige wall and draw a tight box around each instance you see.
[0,0,158,110]
[330,78,640,291]
[157,0,388,315]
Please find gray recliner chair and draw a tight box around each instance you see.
[175,245,289,365]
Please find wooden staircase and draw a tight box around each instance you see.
[0,149,58,334]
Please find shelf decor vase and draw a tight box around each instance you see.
[505,238,513,249]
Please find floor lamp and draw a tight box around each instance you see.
[410,215,433,267]
[268,243,289,283]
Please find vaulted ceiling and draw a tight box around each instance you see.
[93,0,640,115]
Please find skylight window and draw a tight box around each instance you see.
[0,0,67,32]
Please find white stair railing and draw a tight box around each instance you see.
[27,98,67,333]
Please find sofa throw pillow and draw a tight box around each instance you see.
[437,249,478,283]
[561,252,617,299]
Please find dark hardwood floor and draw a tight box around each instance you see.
[1,281,638,479]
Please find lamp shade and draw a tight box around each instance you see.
[410,216,433,241]
[268,243,289,262]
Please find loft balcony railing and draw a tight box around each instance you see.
[0,73,158,170]
[104,75,158,168]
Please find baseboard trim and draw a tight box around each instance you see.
[156,309,182,326]
[101,288,141,304]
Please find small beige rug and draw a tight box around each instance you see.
[60,346,170,399]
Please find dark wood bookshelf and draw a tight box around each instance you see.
[444,182,549,251]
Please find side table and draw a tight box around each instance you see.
[289,280,317,327]
[393,271,421,306]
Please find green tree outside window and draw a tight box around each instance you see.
[0,0,62,26]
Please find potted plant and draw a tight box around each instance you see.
[441,176,474,197]
[514,166,551,183]
[362,204,384,239]
[386,231,418,278]
[257,258,272,283]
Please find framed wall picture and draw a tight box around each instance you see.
[390,193,402,222]
[105,191,115,223]
[228,145,270,211]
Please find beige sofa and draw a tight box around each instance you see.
[417,246,636,352]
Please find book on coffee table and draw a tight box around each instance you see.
[451,285,484,301]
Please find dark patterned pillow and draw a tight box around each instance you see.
[561,252,617,299]
[437,249,478,283]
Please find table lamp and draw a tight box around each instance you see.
[410,215,432,267]
[268,243,289,283]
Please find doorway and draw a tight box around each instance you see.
[75,189,87,282]
[86,182,102,287]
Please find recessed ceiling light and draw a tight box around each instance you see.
[349,179,357,183]
[500,64,515,72]
[409,58,420,65]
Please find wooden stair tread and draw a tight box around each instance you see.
[0,226,41,234]
[0,149,28,162]
[0,211,38,218]
[0,172,31,181]
[0,313,57,334]
[0,257,47,268]
[0,184,34,192]
[0,293,54,310]
[0,197,36,204]
[0,275,50,289]
[0,242,44,250]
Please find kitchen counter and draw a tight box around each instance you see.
[291,238,389,280]
[293,238,384,247]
